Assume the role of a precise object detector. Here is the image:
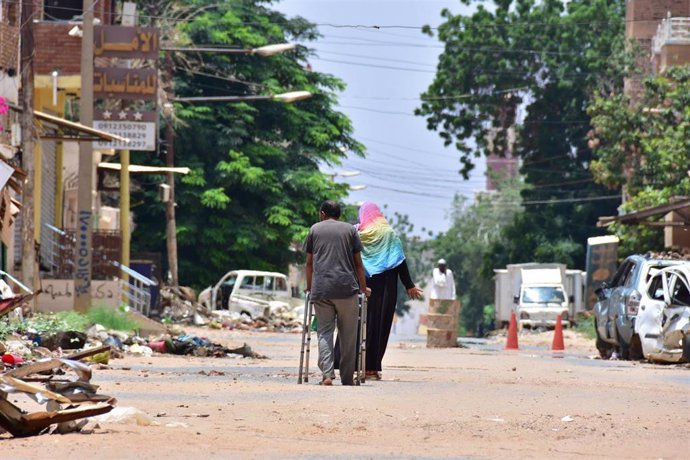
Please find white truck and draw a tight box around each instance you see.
[494,263,585,328]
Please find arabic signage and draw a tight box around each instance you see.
[93,25,159,152]
[94,67,157,100]
[37,280,120,312]
[94,26,159,59]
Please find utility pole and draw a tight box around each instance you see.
[164,51,178,286]
[19,0,37,303]
[74,0,95,312]
[120,149,130,271]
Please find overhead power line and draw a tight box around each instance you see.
[6,0,656,33]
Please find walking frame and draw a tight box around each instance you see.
[298,293,367,385]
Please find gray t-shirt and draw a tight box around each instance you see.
[304,219,363,300]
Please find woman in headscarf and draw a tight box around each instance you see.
[357,202,423,380]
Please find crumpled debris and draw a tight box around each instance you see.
[159,286,210,325]
[143,335,267,359]
[210,309,303,334]
[0,346,115,437]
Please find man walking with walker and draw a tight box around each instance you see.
[305,200,370,386]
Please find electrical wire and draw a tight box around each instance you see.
[5,0,653,34]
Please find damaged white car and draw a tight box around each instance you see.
[634,265,690,363]
[198,270,301,319]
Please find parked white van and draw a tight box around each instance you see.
[198,270,297,318]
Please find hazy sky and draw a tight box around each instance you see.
[275,0,485,235]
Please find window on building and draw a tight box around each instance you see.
[44,0,83,21]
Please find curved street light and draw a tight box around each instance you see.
[328,170,361,178]
[162,43,296,57]
[173,91,312,103]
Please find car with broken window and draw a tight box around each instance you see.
[633,265,690,363]
[198,270,299,319]
[593,254,687,359]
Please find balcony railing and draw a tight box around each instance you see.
[652,17,690,55]
[112,262,156,317]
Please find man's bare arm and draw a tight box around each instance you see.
[306,253,314,293]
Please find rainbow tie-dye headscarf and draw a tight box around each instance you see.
[356,202,405,277]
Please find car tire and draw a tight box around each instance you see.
[595,319,612,359]
[682,336,690,363]
[616,328,630,360]
[629,334,643,361]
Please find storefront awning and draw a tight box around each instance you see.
[598,197,690,227]
[8,105,129,143]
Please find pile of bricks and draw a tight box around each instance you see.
[426,299,461,348]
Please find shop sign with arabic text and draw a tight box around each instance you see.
[94,67,157,100]
[94,26,158,59]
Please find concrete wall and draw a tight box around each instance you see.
[626,0,690,41]
[36,279,120,312]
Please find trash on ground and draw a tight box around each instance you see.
[0,346,115,437]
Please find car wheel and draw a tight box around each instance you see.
[594,319,612,359]
[616,329,630,360]
[629,334,643,361]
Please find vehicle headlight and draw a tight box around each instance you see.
[520,312,529,320]
[561,311,569,321]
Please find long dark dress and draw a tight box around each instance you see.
[365,259,415,372]
[334,260,415,372]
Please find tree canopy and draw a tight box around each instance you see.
[418,0,625,275]
[130,0,362,288]
[588,65,690,254]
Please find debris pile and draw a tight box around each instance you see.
[645,250,690,260]
[0,346,115,437]
[142,335,267,359]
[208,309,303,333]
[158,286,304,332]
[158,286,210,325]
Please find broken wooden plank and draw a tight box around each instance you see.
[12,403,113,437]
[3,358,63,379]
[65,345,111,362]
[0,376,71,403]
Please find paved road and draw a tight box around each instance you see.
[2,329,688,459]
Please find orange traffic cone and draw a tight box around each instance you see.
[552,314,565,351]
[505,311,519,350]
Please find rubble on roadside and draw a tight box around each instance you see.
[158,286,209,326]
[158,286,303,333]
[0,345,115,437]
[207,309,303,333]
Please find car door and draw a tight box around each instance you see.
[637,271,666,357]
[607,261,636,339]
[660,269,690,351]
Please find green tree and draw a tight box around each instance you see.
[434,177,524,332]
[588,66,690,254]
[417,0,624,272]
[130,0,363,288]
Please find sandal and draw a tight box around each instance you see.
[365,371,382,381]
